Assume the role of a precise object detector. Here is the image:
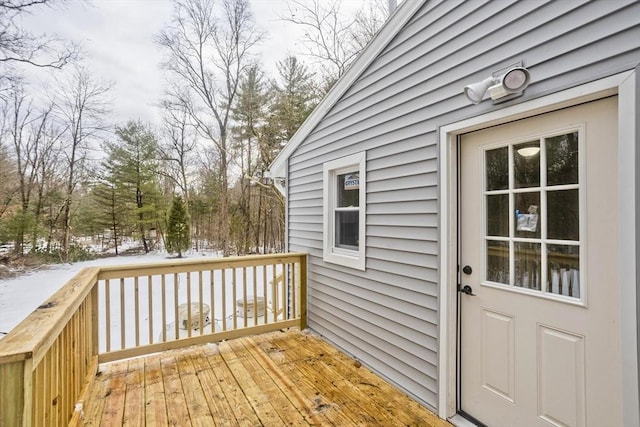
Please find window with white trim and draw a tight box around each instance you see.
[323,152,366,270]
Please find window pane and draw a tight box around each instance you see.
[486,147,508,191]
[487,194,509,237]
[487,240,509,284]
[547,189,579,241]
[514,192,540,238]
[337,172,359,207]
[547,244,580,298]
[547,132,578,186]
[335,210,359,249]
[514,242,541,290]
[514,141,540,188]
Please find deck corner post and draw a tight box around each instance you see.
[0,358,29,427]
[299,254,308,330]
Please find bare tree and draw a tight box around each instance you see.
[157,0,263,256]
[30,108,63,250]
[350,0,390,51]
[0,143,18,219]
[158,96,198,205]
[2,79,63,254]
[0,0,78,69]
[5,81,35,253]
[55,66,111,261]
[0,78,21,219]
[281,0,390,85]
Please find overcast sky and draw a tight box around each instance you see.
[20,0,372,127]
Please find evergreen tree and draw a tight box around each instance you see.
[105,121,164,253]
[166,195,190,258]
[89,178,132,255]
[232,65,268,253]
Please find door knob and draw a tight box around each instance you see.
[460,285,476,296]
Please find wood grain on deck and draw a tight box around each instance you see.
[82,328,449,426]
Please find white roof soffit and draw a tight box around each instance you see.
[266,0,426,184]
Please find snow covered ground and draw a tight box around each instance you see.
[0,253,203,338]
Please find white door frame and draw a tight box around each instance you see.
[438,70,638,424]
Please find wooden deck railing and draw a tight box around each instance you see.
[0,253,307,427]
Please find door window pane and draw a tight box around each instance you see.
[547,189,579,241]
[514,242,541,290]
[547,245,580,297]
[487,240,509,284]
[487,194,509,237]
[479,130,581,300]
[335,210,358,249]
[514,192,540,238]
[486,147,509,191]
[514,141,540,188]
[547,132,578,186]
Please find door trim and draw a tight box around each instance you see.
[437,70,638,424]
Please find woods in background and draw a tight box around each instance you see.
[0,0,390,261]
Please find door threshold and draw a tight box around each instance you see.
[449,413,486,427]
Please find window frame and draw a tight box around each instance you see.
[323,152,366,270]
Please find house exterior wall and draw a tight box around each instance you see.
[285,0,640,411]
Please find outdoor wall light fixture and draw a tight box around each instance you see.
[464,63,531,104]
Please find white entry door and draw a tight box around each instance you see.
[459,97,622,426]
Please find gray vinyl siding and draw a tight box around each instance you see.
[286,0,640,411]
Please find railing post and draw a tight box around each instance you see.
[91,285,99,358]
[299,254,308,330]
[0,357,29,427]
[22,358,33,427]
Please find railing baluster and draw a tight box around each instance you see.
[272,264,277,323]
[232,267,237,330]
[279,264,289,320]
[58,321,66,425]
[253,266,258,324]
[291,262,297,318]
[198,271,204,336]
[120,278,125,350]
[174,273,179,341]
[187,272,192,338]
[210,270,215,333]
[105,279,111,352]
[242,268,248,325]
[148,275,153,345]
[49,341,56,424]
[134,276,140,347]
[161,274,167,343]
[34,346,44,424]
[73,306,80,400]
[221,269,227,331]
[262,265,268,325]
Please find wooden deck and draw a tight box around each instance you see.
[81,328,448,426]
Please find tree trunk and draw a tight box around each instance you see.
[136,187,149,253]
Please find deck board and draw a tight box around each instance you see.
[81,329,450,426]
[160,354,192,426]
[143,356,168,426]
[123,357,145,426]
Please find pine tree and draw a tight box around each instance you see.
[106,121,164,253]
[166,195,190,258]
